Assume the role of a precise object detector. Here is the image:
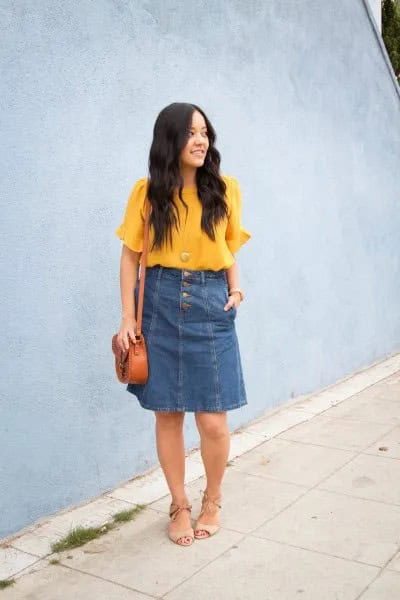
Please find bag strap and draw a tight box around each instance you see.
[135,195,151,339]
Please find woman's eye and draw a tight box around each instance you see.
[188,130,208,136]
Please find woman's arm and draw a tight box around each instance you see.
[224,260,243,309]
[118,245,141,350]
[226,260,239,291]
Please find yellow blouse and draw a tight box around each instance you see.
[115,174,251,270]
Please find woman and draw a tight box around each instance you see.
[115,102,251,546]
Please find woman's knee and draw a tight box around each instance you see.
[195,412,228,440]
[155,411,185,431]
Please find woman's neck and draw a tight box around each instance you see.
[180,165,197,187]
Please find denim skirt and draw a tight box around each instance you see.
[126,265,248,413]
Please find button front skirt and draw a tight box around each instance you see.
[127,265,248,412]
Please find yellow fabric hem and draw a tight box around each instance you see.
[226,227,252,254]
[115,226,143,253]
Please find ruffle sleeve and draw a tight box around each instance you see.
[225,176,251,254]
[114,177,148,252]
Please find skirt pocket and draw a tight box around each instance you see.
[207,280,237,322]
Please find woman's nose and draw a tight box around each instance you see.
[193,132,205,144]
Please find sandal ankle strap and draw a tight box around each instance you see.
[200,490,222,510]
[169,502,192,520]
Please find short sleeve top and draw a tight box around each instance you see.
[114,174,251,270]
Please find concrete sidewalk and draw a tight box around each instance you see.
[1,354,400,599]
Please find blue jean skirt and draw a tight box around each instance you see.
[126,265,248,413]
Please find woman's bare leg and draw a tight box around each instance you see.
[155,411,192,544]
[194,412,230,536]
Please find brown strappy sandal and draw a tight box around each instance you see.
[168,502,194,546]
[194,490,222,539]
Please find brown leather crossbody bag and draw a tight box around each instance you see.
[111,197,151,384]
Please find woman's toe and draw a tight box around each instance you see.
[178,535,191,545]
[195,529,209,537]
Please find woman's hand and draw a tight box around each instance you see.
[224,291,241,312]
[117,317,137,351]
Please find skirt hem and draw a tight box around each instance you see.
[127,389,248,413]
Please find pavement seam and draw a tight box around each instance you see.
[2,555,45,582]
[244,532,385,569]
[159,533,248,598]
[314,486,400,507]
[277,420,399,453]
[146,453,400,575]
[40,561,159,599]
[304,413,400,425]
[230,467,400,509]
[160,531,384,598]
[159,518,400,596]
[353,540,400,600]
[227,432,400,534]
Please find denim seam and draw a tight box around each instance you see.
[201,282,222,411]
[176,272,185,410]
[235,329,245,402]
[141,268,162,404]
[237,334,247,402]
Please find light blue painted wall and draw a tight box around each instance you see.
[1,0,399,539]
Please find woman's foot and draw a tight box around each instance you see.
[168,501,194,546]
[194,490,222,539]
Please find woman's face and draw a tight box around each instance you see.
[179,110,210,170]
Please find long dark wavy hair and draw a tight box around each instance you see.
[146,102,228,251]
